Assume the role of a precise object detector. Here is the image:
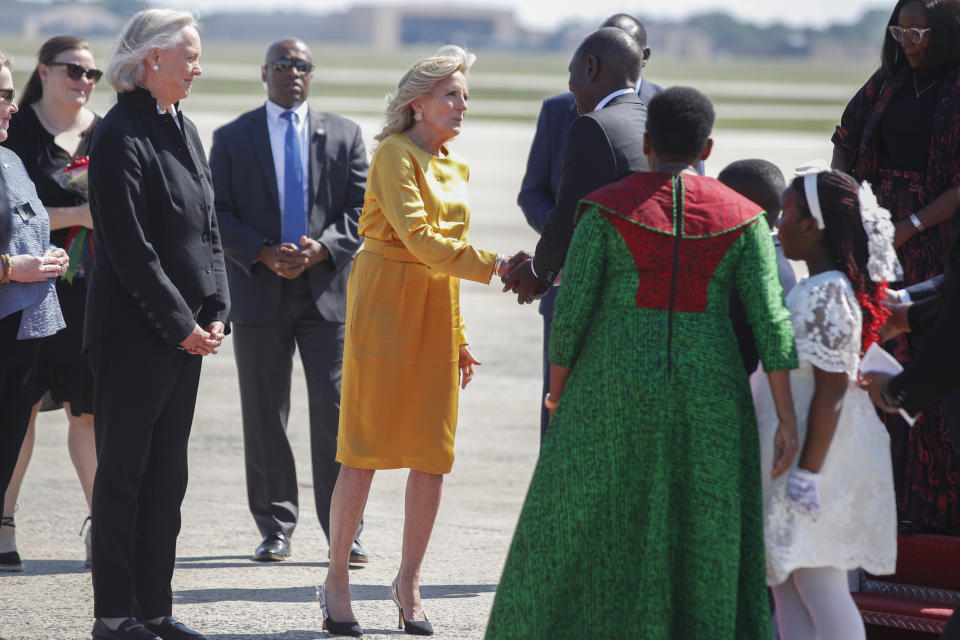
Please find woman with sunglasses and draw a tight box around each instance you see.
[0,35,102,571]
[832,0,960,534]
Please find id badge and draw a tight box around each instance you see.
[15,202,35,222]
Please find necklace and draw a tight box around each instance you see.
[913,72,942,98]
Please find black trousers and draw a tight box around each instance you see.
[234,276,349,540]
[0,311,40,517]
[89,324,202,618]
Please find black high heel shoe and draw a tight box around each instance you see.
[389,578,434,636]
[316,584,363,637]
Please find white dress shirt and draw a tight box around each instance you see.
[594,88,636,112]
[265,99,310,215]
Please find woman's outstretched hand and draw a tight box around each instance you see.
[458,344,481,389]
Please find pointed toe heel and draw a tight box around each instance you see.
[316,584,363,637]
[389,578,434,636]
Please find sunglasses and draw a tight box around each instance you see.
[46,61,103,83]
[0,88,14,105]
[269,57,315,74]
[888,26,932,45]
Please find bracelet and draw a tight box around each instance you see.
[909,213,925,233]
[0,254,11,284]
[494,254,506,277]
[544,393,558,410]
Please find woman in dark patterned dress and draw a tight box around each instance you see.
[832,0,960,532]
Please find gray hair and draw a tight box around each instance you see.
[375,45,475,143]
[0,51,10,70]
[105,9,198,93]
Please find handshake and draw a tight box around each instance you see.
[497,250,550,305]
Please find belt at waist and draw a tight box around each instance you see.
[363,237,422,264]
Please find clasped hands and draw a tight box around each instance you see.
[10,247,70,282]
[258,236,327,279]
[181,321,226,356]
[499,250,549,305]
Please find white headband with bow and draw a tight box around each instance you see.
[793,160,903,283]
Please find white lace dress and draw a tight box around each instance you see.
[751,270,897,586]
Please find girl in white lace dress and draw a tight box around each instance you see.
[751,169,898,640]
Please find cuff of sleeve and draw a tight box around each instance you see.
[898,289,911,304]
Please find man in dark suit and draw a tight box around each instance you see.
[517,14,661,442]
[209,39,369,563]
[506,28,648,306]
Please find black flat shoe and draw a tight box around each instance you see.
[91,619,160,640]
[142,617,206,640]
[253,532,291,562]
[316,584,362,637]
[390,578,433,636]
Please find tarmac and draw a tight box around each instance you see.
[0,117,834,640]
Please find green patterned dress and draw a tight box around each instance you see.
[485,172,797,639]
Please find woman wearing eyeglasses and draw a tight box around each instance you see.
[832,0,960,534]
[0,50,69,576]
[0,35,102,571]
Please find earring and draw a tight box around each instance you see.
[414,112,423,122]
[152,63,159,71]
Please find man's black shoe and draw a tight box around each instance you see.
[253,532,291,562]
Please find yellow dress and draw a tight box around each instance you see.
[336,133,498,474]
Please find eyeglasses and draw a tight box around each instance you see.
[888,26,932,44]
[268,57,315,74]
[0,88,14,106]
[46,61,103,83]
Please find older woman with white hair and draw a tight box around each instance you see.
[319,45,507,637]
[85,9,228,640]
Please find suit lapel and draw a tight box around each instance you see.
[248,106,280,210]
[308,108,327,235]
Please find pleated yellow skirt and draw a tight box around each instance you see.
[336,240,462,474]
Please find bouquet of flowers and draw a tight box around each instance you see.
[55,155,89,200]
[55,156,91,283]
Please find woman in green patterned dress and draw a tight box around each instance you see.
[486,87,799,639]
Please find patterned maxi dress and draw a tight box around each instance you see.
[833,67,960,531]
[485,173,797,639]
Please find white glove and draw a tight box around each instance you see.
[787,468,822,521]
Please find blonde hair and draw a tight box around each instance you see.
[0,50,11,70]
[105,9,197,92]
[375,45,475,143]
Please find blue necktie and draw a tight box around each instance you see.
[280,110,306,244]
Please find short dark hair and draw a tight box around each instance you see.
[600,13,647,49]
[718,159,786,227]
[645,86,715,159]
[575,27,643,88]
[881,0,960,74]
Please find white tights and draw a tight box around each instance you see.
[771,567,865,640]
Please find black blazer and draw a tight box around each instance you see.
[519,82,664,315]
[889,223,960,415]
[209,105,367,324]
[531,91,649,284]
[84,88,230,350]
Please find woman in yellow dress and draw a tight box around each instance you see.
[318,45,507,637]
